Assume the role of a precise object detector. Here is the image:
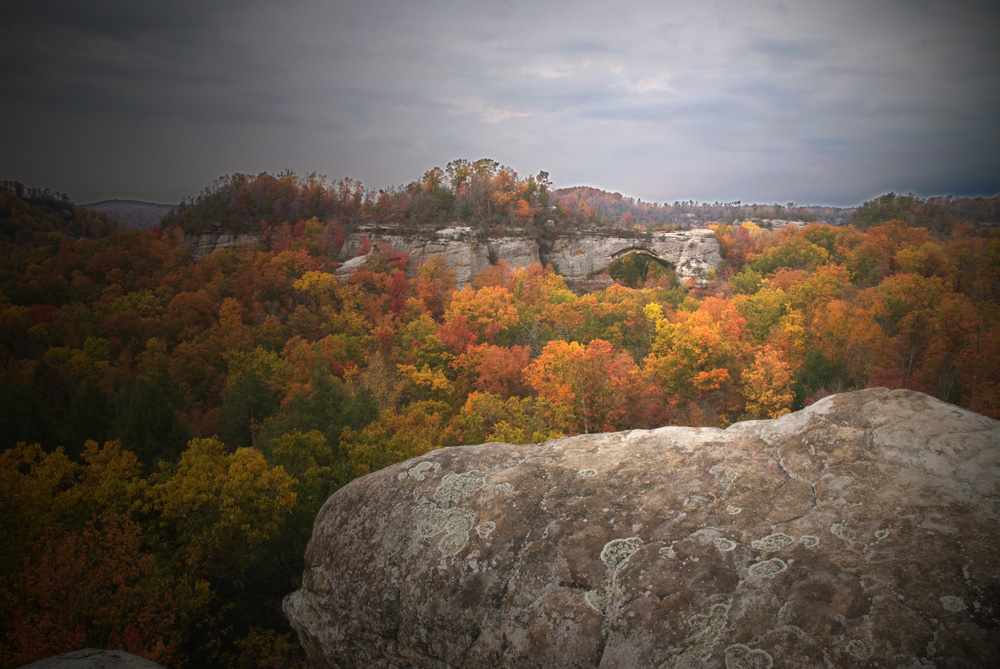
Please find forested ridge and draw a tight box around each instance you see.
[156,162,1000,236]
[2,169,999,667]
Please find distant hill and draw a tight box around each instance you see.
[82,199,177,230]
[552,186,854,228]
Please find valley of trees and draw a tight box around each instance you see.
[2,170,999,667]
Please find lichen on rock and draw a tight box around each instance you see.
[600,537,643,571]
[940,595,965,611]
[661,602,730,667]
[413,500,477,556]
[584,588,609,614]
[284,389,1000,668]
[750,533,795,552]
[748,557,788,578]
[845,639,874,659]
[586,537,644,615]
[724,643,773,669]
[433,469,487,503]
[714,538,737,552]
[476,521,496,539]
[413,500,448,537]
[402,460,439,481]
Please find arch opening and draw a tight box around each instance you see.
[606,249,679,288]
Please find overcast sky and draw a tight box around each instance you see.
[2,0,998,207]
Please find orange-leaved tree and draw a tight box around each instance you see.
[1,513,180,667]
[525,338,663,434]
[439,285,519,354]
[643,297,747,424]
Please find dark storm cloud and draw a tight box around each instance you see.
[0,0,997,205]
[0,1,244,76]
[0,0,295,126]
[3,1,230,41]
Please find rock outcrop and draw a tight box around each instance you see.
[337,227,721,287]
[184,231,262,260]
[181,225,721,288]
[19,649,165,669]
[337,227,539,287]
[545,228,720,286]
[284,389,1000,668]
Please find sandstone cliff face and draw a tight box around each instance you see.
[338,227,539,287]
[545,229,721,285]
[183,227,721,288]
[183,232,262,260]
[284,389,1000,668]
[337,228,720,287]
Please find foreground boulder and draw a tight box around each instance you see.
[284,389,1000,667]
[19,649,165,669]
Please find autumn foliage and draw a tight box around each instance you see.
[2,174,999,666]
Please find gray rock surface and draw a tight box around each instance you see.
[182,226,721,288]
[284,389,1000,668]
[338,227,516,287]
[18,649,165,669]
[337,228,720,287]
[184,232,262,260]
[546,229,721,286]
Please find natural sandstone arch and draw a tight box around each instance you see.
[333,227,722,287]
[617,244,681,264]
[604,247,679,287]
[542,229,722,286]
[608,245,675,266]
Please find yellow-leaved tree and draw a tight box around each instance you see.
[742,345,796,419]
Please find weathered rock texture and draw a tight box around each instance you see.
[284,389,1000,668]
[18,649,165,669]
[337,227,535,287]
[337,227,721,287]
[545,228,720,286]
[183,232,262,260]
[181,226,721,288]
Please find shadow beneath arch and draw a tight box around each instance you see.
[606,249,679,288]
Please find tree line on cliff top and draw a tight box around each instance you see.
[156,164,1000,237]
[1,169,999,666]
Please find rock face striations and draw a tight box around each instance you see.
[335,227,538,287]
[284,389,1000,668]
[544,228,720,287]
[336,227,722,287]
[184,231,262,260]
[182,226,722,288]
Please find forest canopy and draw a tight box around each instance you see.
[2,170,999,666]
[156,166,1000,238]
